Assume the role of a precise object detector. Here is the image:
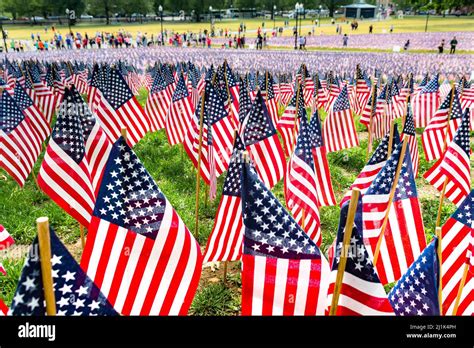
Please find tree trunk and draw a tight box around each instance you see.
[104,0,110,25]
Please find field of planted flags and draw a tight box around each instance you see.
[0,47,473,317]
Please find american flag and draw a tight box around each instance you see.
[422,88,463,161]
[81,137,202,315]
[354,66,371,115]
[277,83,305,157]
[183,81,234,185]
[38,88,96,227]
[238,77,252,125]
[95,66,151,147]
[308,111,337,207]
[389,81,405,119]
[363,140,427,285]
[0,90,42,187]
[241,160,330,315]
[242,91,286,189]
[327,196,394,315]
[0,298,7,316]
[26,66,58,124]
[285,110,321,245]
[297,65,314,107]
[341,127,400,206]
[9,226,117,316]
[261,73,279,128]
[145,69,172,132]
[0,224,14,276]
[412,75,440,128]
[323,85,359,153]
[313,76,328,111]
[440,190,473,315]
[88,64,102,113]
[203,135,245,262]
[222,62,240,123]
[424,109,471,207]
[388,238,440,316]
[454,225,473,315]
[165,73,195,146]
[401,102,419,177]
[13,83,50,144]
[67,86,112,194]
[458,78,473,109]
[325,72,340,112]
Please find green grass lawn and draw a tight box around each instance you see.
[0,87,472,315]
[3,16,473,42]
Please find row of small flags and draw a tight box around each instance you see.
[0,57,472,316]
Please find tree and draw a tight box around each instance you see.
[86,0,121,24]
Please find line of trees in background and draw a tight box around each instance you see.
[0,0,471,24]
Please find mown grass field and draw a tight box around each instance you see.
[3,16,474,42]
[0,87,473,315]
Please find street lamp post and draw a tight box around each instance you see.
[273,5,277,30]
[209,6,213,37]
[159,5,164,45]
[65,8,75,35]
[294,2,299,50]
[318,5,322,27]
[299,3,303,36]
[0,19,7,53]
[424,0,432,33]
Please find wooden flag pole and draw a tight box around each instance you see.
[292,79,301,153]
[435,84,456,229]
[79,224,85,249]
[452,261,470,315]
[36,217,56,316]
[387,119,397,159]
[194,90,207,240]
[372,138,409,266]
[121,127,128,141]
[435,227,443,315]
[329,188,361,316]
[301,209,306,230]
[366,79,377,160]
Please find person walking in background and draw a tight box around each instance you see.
[438,39,445,53]
[369,24,373,34]
[450,36,458,54]
[390,24,394,33]
[342,34,348,48]
[403,39,410,51]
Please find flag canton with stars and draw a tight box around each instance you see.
[150,71,168,95]
[332,198,383,283]
[222,135,245,197]
[388,238,440,316]
[90,65,101,88]
[172,74,189,102]
[368,127,400,166]
[28,67,42,84]
[9,227,117,316]
[451,109,471,156]
[0,91,26,134]
[241,162,321,260]
[67,87,97,140]
[94,137,168,240]
[452,190,474,226]
[45,68,54,88]
[243,91,276,146]
[294,110,315,168]
[421,75,439,94]
[308,111,324,148]
[13,84,34,110]
[403,105,416,136]
[198,83,228,126]
[366,141,418,201]
[333,86,350,112]
[102,68,133,109]
[239,78,252,122]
